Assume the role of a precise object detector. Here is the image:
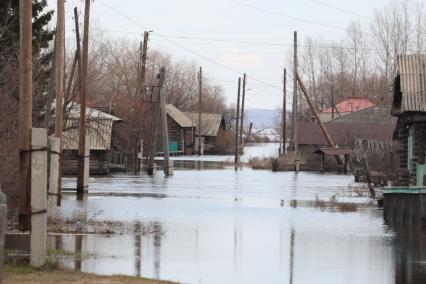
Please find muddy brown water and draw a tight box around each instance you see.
[6,144,426,283]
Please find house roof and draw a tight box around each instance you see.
[67,104,122,121]
[61,104,122,151]
[322,98,375,113]
[166,104,194,128]
[62,119,115,151]
[183,112,224,137]
[395,54,426,112]
[298,122,395,146]
[330,106,397,124]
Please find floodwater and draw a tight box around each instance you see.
[45,143,424,284]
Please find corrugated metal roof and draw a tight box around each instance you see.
[298,122,395,146]
[166,104,193,128]
[398,54,426,112]
[322,98,375,113]
[330,106,397,124]
[62,118,114,151]
[67,104,122,121]
[183,112,224,137]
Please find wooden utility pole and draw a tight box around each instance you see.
[281,68,287,155]
[291,32,297,152]
[158,68,170,175]
[292,31,299,171]
[296,73,343,164]
[54,0,65,140]
[140,31,149,97]
[19,0,33,230]
[239,73,246,149]
[43,36,57,129]
[147,85,161,175]
[234,78,241,171]
[74,7,83,85]
[77,0,91,194]
[198,67,202,155]
[331,85,335,119]
[53,0,65,205]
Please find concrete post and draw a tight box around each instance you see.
[168,160,174,176]
[48,137,60,219]
[30,128,48,268]
[83,137,90,192]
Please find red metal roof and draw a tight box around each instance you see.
[322,98,375,113]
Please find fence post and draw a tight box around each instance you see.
[30,128,47,267]
[48,137,60,218]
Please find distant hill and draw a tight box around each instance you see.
[245,109,278,128]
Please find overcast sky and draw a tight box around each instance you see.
[47,0,389,109]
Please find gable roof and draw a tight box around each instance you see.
[395,54,426,113]
[330,106,397,124]
[183,112,224,137]
[322,98,375,113]
[67,104,122,121]
[166,104,193,128]
[298,121,395,146]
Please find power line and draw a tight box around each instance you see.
[96,0,283,91]
[223,0,348,32]
[304,0,373,20]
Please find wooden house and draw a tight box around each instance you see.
[183,111,226,154]
[319,98,376,122]
[165,104,195,155]
[61,105,122,175]
[392,54,426,186]
[298,106,397,171]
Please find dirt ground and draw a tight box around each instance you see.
[4,266,178,284]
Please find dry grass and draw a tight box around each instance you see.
[4,264,178,284]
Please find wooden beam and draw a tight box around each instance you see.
[296,73,343,164]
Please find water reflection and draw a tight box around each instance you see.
[40,150,423,284]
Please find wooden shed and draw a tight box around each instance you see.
[392,54,426,186]
[183,111,226,153]
[61,105,122,175]
[165,104,195,155]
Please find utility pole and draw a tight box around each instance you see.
[239,73,246,150]
[140,31,149,97]
[331,85,335,119]
[73,7,83,83]
[234,78,241,171]
[147,85,161,175]
[292,31,299,172]
[198,67,202,155]
[296,73,343,164]
[282,68,287,155]
[54,0,65,140]
[77,0,91,194]
[135,31,149,172]
[44,35,57,129]
[158,68,170,176]
[53,0,65,205]
[19,0,33,230]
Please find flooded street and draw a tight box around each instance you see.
[49,144,424,284]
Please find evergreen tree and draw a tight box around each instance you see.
[0,0,54,54]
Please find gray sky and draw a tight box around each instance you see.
[47,0,388,109]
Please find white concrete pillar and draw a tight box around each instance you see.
[83,137,90,192]
[30,128,47,268]
[168,160,174,176]
[48,137,60,219]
